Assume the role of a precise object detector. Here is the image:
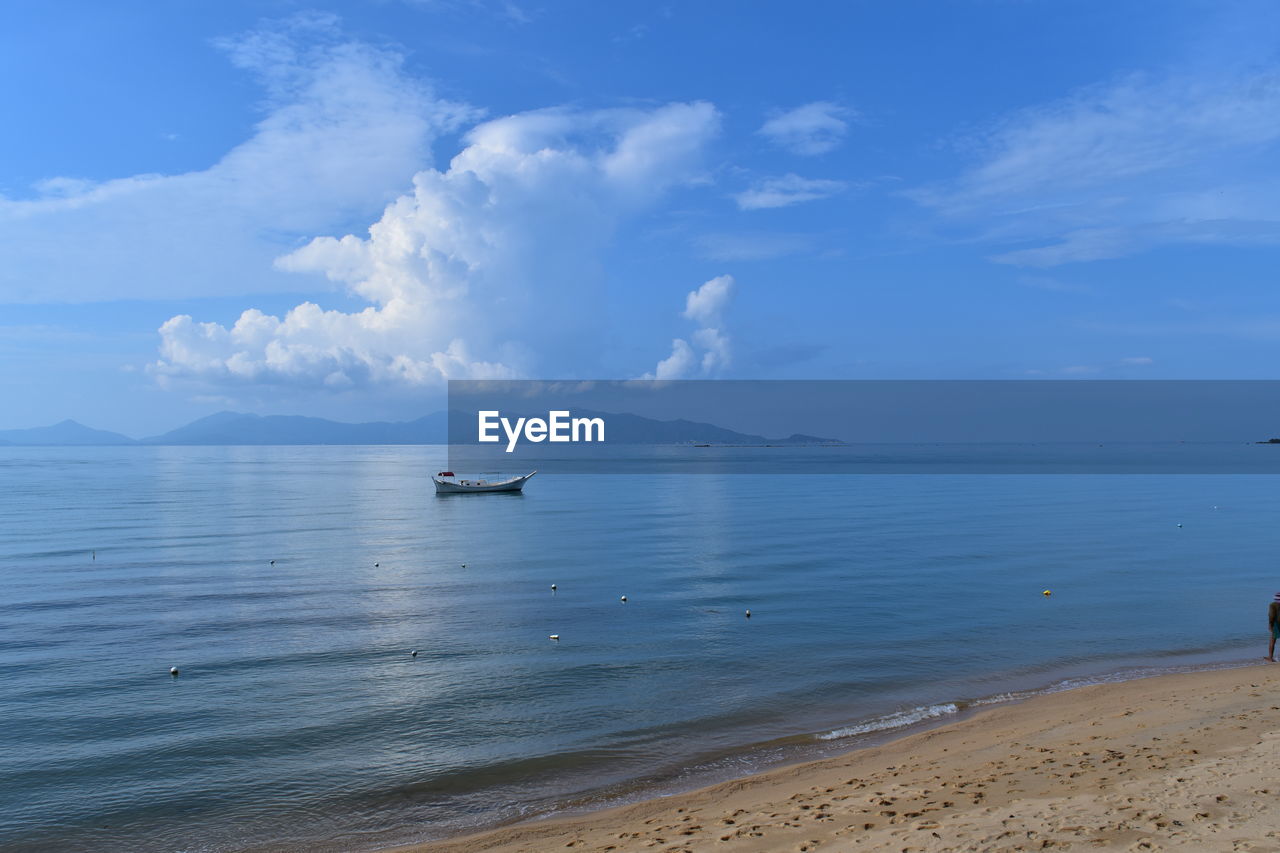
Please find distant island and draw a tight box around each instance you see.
[0,413,447,447]
[0,411,845,447]
[1257,438,1280,444]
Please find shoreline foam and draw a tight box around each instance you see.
[385,661,1280,853]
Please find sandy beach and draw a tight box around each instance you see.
[398,663,1280,853]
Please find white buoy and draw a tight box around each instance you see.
[1176,523,1183,528]
[374,562,379,567]
[550,584,557,591]
[620,595,627,602]
[745,609,751,618]
[269,560,275,566]
[548,634,560,641]
[461,564,467,568]
[410,650,418,657]
[169,667,179,677]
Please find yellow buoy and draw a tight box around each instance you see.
[1042,589,1052,597]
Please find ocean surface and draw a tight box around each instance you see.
[2,445,1277,852]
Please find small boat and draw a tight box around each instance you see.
[432,471,536,494]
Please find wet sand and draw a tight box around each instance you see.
[395,663,1280,852]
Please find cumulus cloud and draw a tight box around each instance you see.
[644,275,734,379]
[734,173,847,210]
[154,101,722,390]
[154,307,514,390]
[682,273,732,325]
[0,13,478,303]
[648,338,697,381]
[914,68,1280,266]
[757,102,851,156]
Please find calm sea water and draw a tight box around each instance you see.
[2,446,1276,852]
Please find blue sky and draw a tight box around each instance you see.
[2,0,1279,436]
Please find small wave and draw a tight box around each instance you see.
[816,703,960,741]
[970,659,1256,708]
[970,679,1101,706]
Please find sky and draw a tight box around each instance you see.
[2,0,1279,436]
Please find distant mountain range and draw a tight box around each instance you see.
[0,411,844,446]
[0,419,140,446]
[482,409,842,446]
[149,411,450,445]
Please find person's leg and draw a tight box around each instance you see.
[1270,632,1276,662]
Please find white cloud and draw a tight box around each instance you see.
[154,101,722,390]
[691,326,731,374]
[154,307,514,390]
[915,68,1280,266]
[649,338,696,380]
[682,273,732,327]
[757,102,851,156]
[644,275,734,379]
[734,173,847,210]
[0,13,477,303]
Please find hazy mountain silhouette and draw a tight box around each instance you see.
[0,420,137,446]
[0,410,843,446]
[141,412,450,445]
[450,408,844,445]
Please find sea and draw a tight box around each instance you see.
[1,445,1276,852]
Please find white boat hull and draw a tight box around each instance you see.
[432,471,536,493]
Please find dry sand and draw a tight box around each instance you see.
[395,663,1280,853]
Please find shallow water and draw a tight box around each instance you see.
[0,446,1274,851]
